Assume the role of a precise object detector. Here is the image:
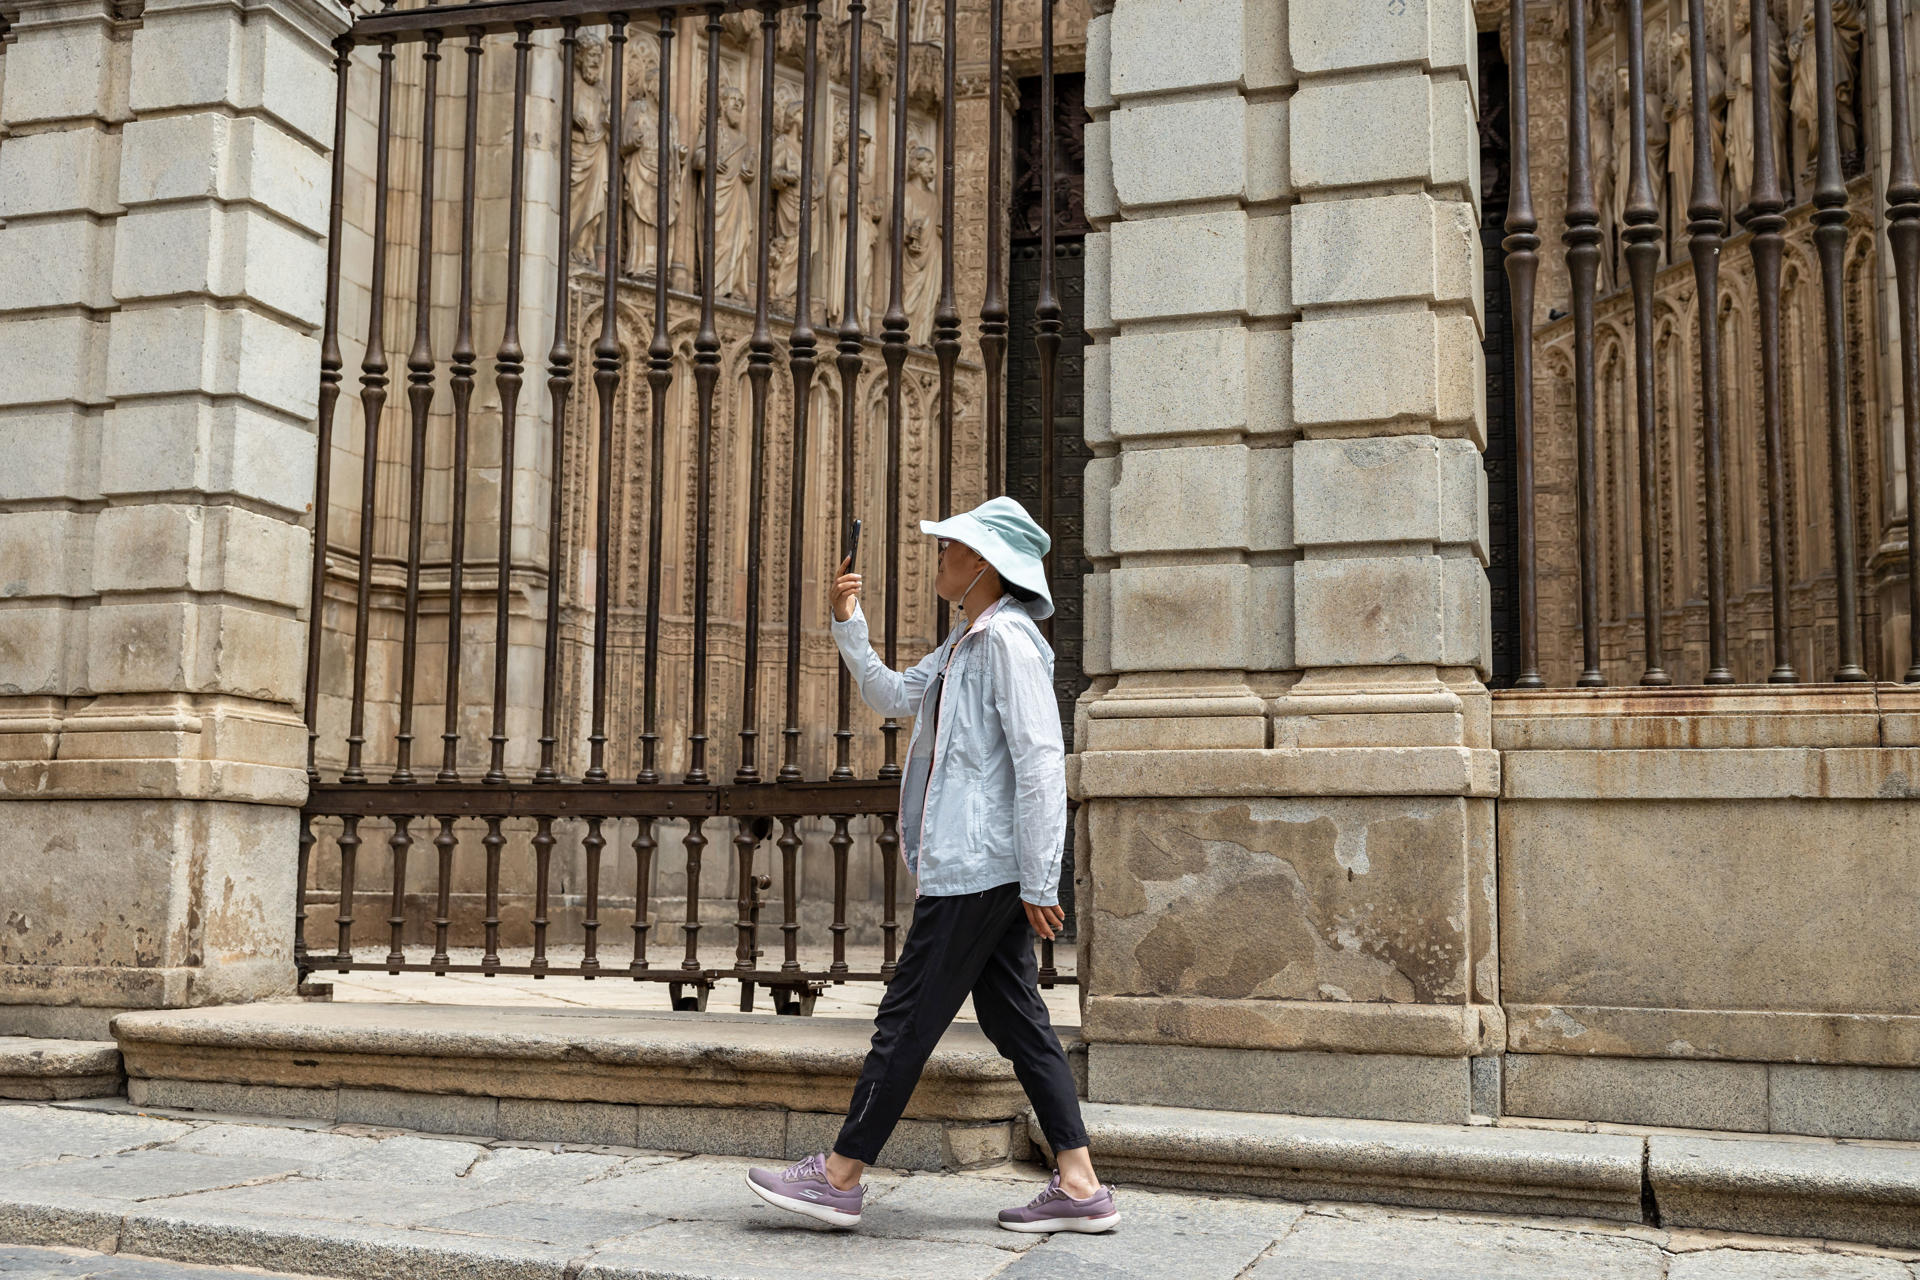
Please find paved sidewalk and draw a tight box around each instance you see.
[5,1100,1920,1280]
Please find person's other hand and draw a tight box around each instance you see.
[1024,901,1065,942]
[832,556,861,622]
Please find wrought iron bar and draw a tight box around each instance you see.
[539,22,579,783]
[777,814,802,971]
[640,9,677,784]
[879,0,910,781]
[582,815,604,972]
[779,0,821,783]
[531,814,555,971]
[588,12,629,780]
[1622,0,1670,687]
[445,30,483,780]
[1813,0,1867,682]
[1563,0,1605,687]
[1746,0,1797,682]
[1685,0,1733,685]
[431,812,455,966]
[831,0,866,783]
[344,35,398,783]
[1035,0,1058,618]
[336,813,361,970]
[1886,0,1920,683]
[631,814,657,970]
[306,37,352,785]
[1503,0,1541,688]
[395,32,444,782]
[981,0,1007,494]
[486,26,534,781]
[933,0,958,640]
[739,0,778,785]
[385,814,411,969]
[689,3,722,787]
[480,814,504,970]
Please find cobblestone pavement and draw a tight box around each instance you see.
[5,1101,1919,1280]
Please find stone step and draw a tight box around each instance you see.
[0,1037,122,1100]
[1050,1101,1920,1249]
[113,1002,1081,1173]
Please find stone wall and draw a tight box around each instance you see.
[0,0,351,1037]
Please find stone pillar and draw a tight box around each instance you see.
[0,0,349,1038]
[1076,0,1500,1124]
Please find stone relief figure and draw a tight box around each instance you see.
[901,144,940,343]
[1612,59,1669,269]
[859,129,885,330]
[822,118,852,322]
[692,82,758,299]
[769,94,812,305]
[620,44,687,278]
[568,33,611,262]
[1788,0,1863,201]
[1665,24,1726,234]
[1725,0,1791,214]
[1589,67,1617,295]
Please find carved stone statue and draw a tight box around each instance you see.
[822,118,852,323]
[1589,67,1617,295]
[1726,0,1791,214]
[1666,24,1726,233]
[1612,59,1669,269]
[620,44,687,278]
[859,129,885,331]
[692,82,758,300]
[1788,0,1864,201]
[901,143,940,344]
[769,94,811,306]
[568,34,610,262]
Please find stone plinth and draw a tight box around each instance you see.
[1497,685,1920,1141]
[0,0,349,1037]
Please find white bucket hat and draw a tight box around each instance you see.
[919,496,1053,621]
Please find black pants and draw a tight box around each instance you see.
[833,881,1089,1164]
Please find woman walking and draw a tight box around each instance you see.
[745,497,1117,1235]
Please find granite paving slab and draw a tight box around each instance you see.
[576,1218,1015,1280]
[0,1244,333,1279]
[412,1201,665,1250]
[1248,1209,1671,1280]
[0,1107,194,1168]
[1666,1250,1918,1279]
[0,1152,302,1204]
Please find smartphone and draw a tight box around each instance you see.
[845,518,863,570]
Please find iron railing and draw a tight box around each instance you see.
[298,0,1073,1010]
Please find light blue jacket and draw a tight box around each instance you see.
[830,595,1067,906]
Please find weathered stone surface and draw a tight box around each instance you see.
[1503,1005,1920,1075]
[1769,1064,1920,1141]
[1089,1043,1471,1124]
[630,1103,787,1157]
[1000,1222,1279,1278]
[0,1149,302,1203]
[1252,1210,1667,1279]
[1288,0,1474,77]
[1500,797,1920,1049]
[129,1078,338,1121]
[496,1099,639,1148]
[413,1201,663,1250]
[120,1210,578,1280]
[0,1039,122,1100]
[1666,1250,1915,1279]
[1502,1054,1771,1133]
[114,1004,1042,1123]
[1649,1134,1920,1249]
[1068,1101,1646,1220]
[1491,686,1885,751]
[1087,797,1474,1007]
[580,1218,1012,1280]
[1085,994,1494,1057]
[0,1103,192,1166]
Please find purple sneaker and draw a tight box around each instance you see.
[745,1152,865,1227]
[997,1173,1120,1234]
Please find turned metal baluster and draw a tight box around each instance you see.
[634,12,677,977]
[1035,0,1059,977]
[1564,0,1606,687]
[336,814,360,970]
[1885,0,1920,683]
[735,0,782,983]
[431,812,455,971]
[777,814,802,972]
[589,14,628,780]
[1504,0,1542,689]
[538,25,580,784]
[880,0,910,781]
[1685,0,1733,685]
[1622,1,1670,686]
[779,0,821,783]
[305,36,352,786]
[299,37,353,971]
[480,814,503,972]
[832,0,865,783]
[1747,0,1797,682]
[442,30,482,788]
[981,0,1007,493]
[878,812,898,978]
[1814,0,1867,681]
[394,33,442,784]
[486,26,534,781]
[640,10,677,783]
[582,816,604,975]
[683,4,727,984]
[934,0,958,640]
[385,813,411,971]
[344,36,398,782]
